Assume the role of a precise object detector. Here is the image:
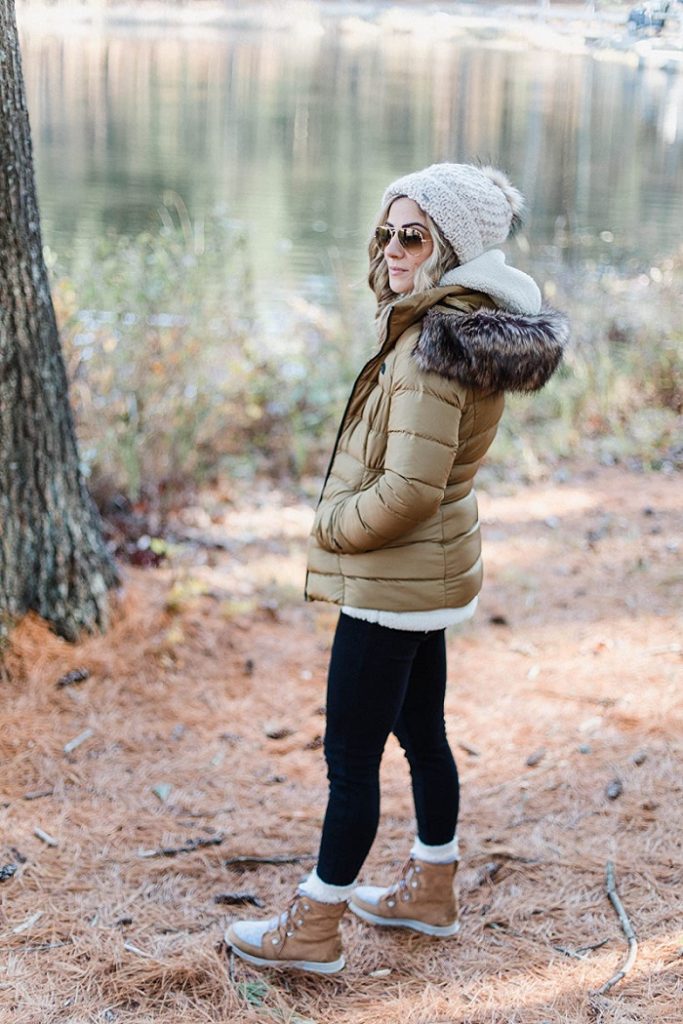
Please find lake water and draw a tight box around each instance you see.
[18,7,683,312]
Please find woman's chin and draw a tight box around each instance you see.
[390,280,412,294]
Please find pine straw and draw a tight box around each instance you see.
[1,465,682,1024]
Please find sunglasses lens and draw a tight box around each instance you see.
[400,229,424,253]
[375,226,392,250]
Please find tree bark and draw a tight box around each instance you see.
[0,0,119,642]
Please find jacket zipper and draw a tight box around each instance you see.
[304,308,395,601]
[314,306,395,507]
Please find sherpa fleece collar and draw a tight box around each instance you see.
[439,248,541,315]
[413,302,569,393]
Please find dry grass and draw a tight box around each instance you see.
[1,464,682,1024]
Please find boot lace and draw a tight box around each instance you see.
[383,857,422,906]
[270,893,312,950]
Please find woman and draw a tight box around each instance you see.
[226,163,569,973]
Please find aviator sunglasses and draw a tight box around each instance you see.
[375,224,431,254]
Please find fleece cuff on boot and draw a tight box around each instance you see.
[411,835,460,864]
[299,868,357,904]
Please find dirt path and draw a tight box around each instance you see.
[1,464,681,1024]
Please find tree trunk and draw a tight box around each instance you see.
[0,0,119,642]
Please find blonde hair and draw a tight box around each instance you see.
[367,198,459,315]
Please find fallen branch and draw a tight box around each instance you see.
[591,861,638,995]
[138,834,225,858]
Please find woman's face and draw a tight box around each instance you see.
[383,197,434,294]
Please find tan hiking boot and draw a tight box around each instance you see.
[349,857,460,937]
[225,892,347,974]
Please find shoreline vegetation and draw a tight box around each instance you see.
[51,218,683,521]
[15,0,683,73]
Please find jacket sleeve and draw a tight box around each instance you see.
[313,346,464,555]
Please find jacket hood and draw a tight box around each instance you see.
[413,301,569,393]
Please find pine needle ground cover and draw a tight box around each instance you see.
[1,465,681,1024]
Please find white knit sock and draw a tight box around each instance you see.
[411,835,460,864]
[298,868,357,904]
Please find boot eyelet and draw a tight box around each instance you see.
[303,903,310,911]
[414,866,422,873]
[271,937,279,944]
[297,919,304,926]
[411,880,418,888]
[286,930,293,937]
[387,899,395,908]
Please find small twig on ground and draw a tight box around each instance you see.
[577,938,610,954]
[227,946,237,985]
[553,945,585,960]
[123,941,160,959]
[591,861,638,995]
[33,826,58,847]
[4,940,72,954]
[23,788,54,801]
[63,729,94,754]
[214,892,265,907]
[475,846,541,864]
[553,939,609,960]
[457,740,481,757]
[224,853,315,868]
[469,861,503,889]
[12,911,43,934]
[138,834,225,858]
[534,689,617,708]
[56,668,90,688]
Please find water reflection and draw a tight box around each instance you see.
[20,19,683,305]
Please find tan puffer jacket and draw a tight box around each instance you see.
[305,285,568,612]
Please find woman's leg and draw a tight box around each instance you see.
[315,613,425,887]
[392,629,460,847]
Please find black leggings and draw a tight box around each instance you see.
[316,612,460,886]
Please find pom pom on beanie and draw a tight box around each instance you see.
[381,162,525,265]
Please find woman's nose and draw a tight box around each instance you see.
[385,232,404,257]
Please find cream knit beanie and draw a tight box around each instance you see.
[381,162,525,265]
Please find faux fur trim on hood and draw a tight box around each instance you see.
[414,304,569,393]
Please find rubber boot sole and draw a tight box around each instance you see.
[225,928,345,974]
[348,899,460,937]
